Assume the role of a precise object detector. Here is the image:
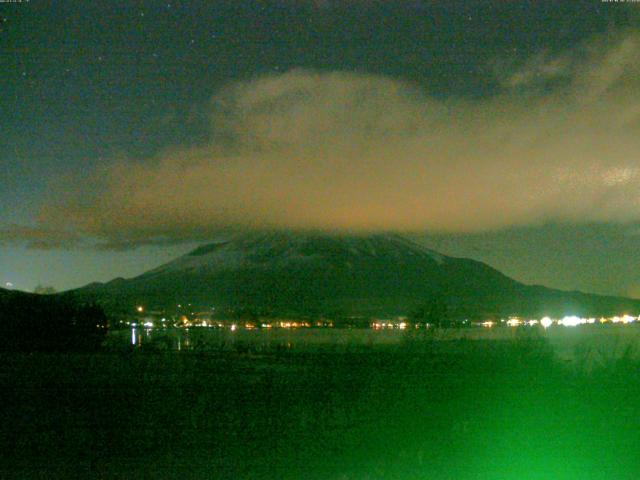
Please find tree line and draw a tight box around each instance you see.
[0,291,107,351]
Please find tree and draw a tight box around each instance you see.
[0,293,108,351]
[34,285,57,295]
[411,296,450,328]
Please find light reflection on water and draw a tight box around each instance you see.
[112,326,412,353]
[134,327,153,347]
[106,324,640,364]
[130,327,154,347]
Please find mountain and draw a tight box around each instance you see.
[73,232,640,320]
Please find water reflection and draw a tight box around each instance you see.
[109,322,640,359]
[129,327,155,347]
[113,326,412,353]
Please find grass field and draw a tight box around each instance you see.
[2,330,640,479]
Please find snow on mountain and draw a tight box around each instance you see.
[74,232,640,319]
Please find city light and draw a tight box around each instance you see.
[559,316,583,327]
[506,318,521,327]
[122,310,640,332]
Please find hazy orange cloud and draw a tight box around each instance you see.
[3,32,640,249]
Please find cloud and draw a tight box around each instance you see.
[0,225,80,250]
[5,31,640,249]
[501,51,573,89]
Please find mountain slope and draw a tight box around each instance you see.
[74,232,640,319]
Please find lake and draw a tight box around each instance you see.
[106,323,640,368]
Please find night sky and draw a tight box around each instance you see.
[2,1,640,296]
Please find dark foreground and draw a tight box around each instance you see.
[2,338,640,479]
